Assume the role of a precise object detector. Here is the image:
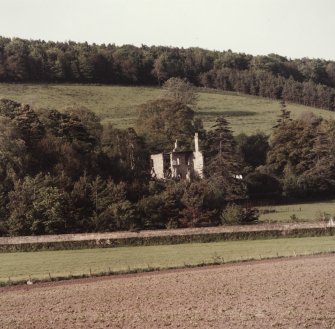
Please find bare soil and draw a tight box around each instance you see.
[1,255,334,329]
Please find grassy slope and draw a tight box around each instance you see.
[1,83,335,134]
[1,236,334,283]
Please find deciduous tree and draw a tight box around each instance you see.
[162,77,198,106]
[136,99,195,152]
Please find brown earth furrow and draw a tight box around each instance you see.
[1,254,334,329]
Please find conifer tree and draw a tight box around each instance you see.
[206,116,245,200]
[274,99,292,128]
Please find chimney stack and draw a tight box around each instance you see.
[194,133,199,152]
[173,139,179,152]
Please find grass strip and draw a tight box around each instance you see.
[1,236,334,285]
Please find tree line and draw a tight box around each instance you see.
[0,85,249,236]
[1,79,335,236]
[1,37,335,110]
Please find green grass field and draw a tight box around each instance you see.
[1,236,334,283]
[259,200,335,222]
[1,83,334,134]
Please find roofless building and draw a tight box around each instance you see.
[150,133,204,181]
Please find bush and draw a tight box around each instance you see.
[138,195,166,229]
[245,172,282,199]
[221,204,259,225]
[180,181,218,227]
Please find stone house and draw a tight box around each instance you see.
[150,133,204,180]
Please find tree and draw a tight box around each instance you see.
[101,125,149,181]
[140,181,185,229]
[0,116,27,177]
[4,38,29,81]
[0,99,21,119]
[89,177,130,231]
[136,99,195,152]
[206,116,246,200]
[7,174,70,236]
[265,112,335,197]
[69,174,93,232]
[236,132,269,169]
[298,119,335,196]
[0,117,27,223]
[152,51,183,84]
[78,51,95,82]
[160,181,185,228]
[38,107,102,178]
[13,104,45,151]
[138,194,166,229]
[0,100,46,174]
[220,203,259,225]
[267,114,319,177]
[180,181,217,227]
[274,99,292,128]
[162,77,198,106]
[245,172,282,199]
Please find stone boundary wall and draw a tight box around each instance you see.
[0,222,333,251]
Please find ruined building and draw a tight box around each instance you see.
[150,133,204,180]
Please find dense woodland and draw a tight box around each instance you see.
[0,78,335,236]
[1,37,335,111]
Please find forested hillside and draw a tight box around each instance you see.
[1,36,335,111]
[1,88,335,236]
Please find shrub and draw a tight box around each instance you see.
[180,181,218,227]
[221,203,259,225]
[245,172,282,199]
[138,195,166,229]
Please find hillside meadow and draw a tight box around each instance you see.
[1,83,335,134]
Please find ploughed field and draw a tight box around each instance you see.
[1,254,334,329]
